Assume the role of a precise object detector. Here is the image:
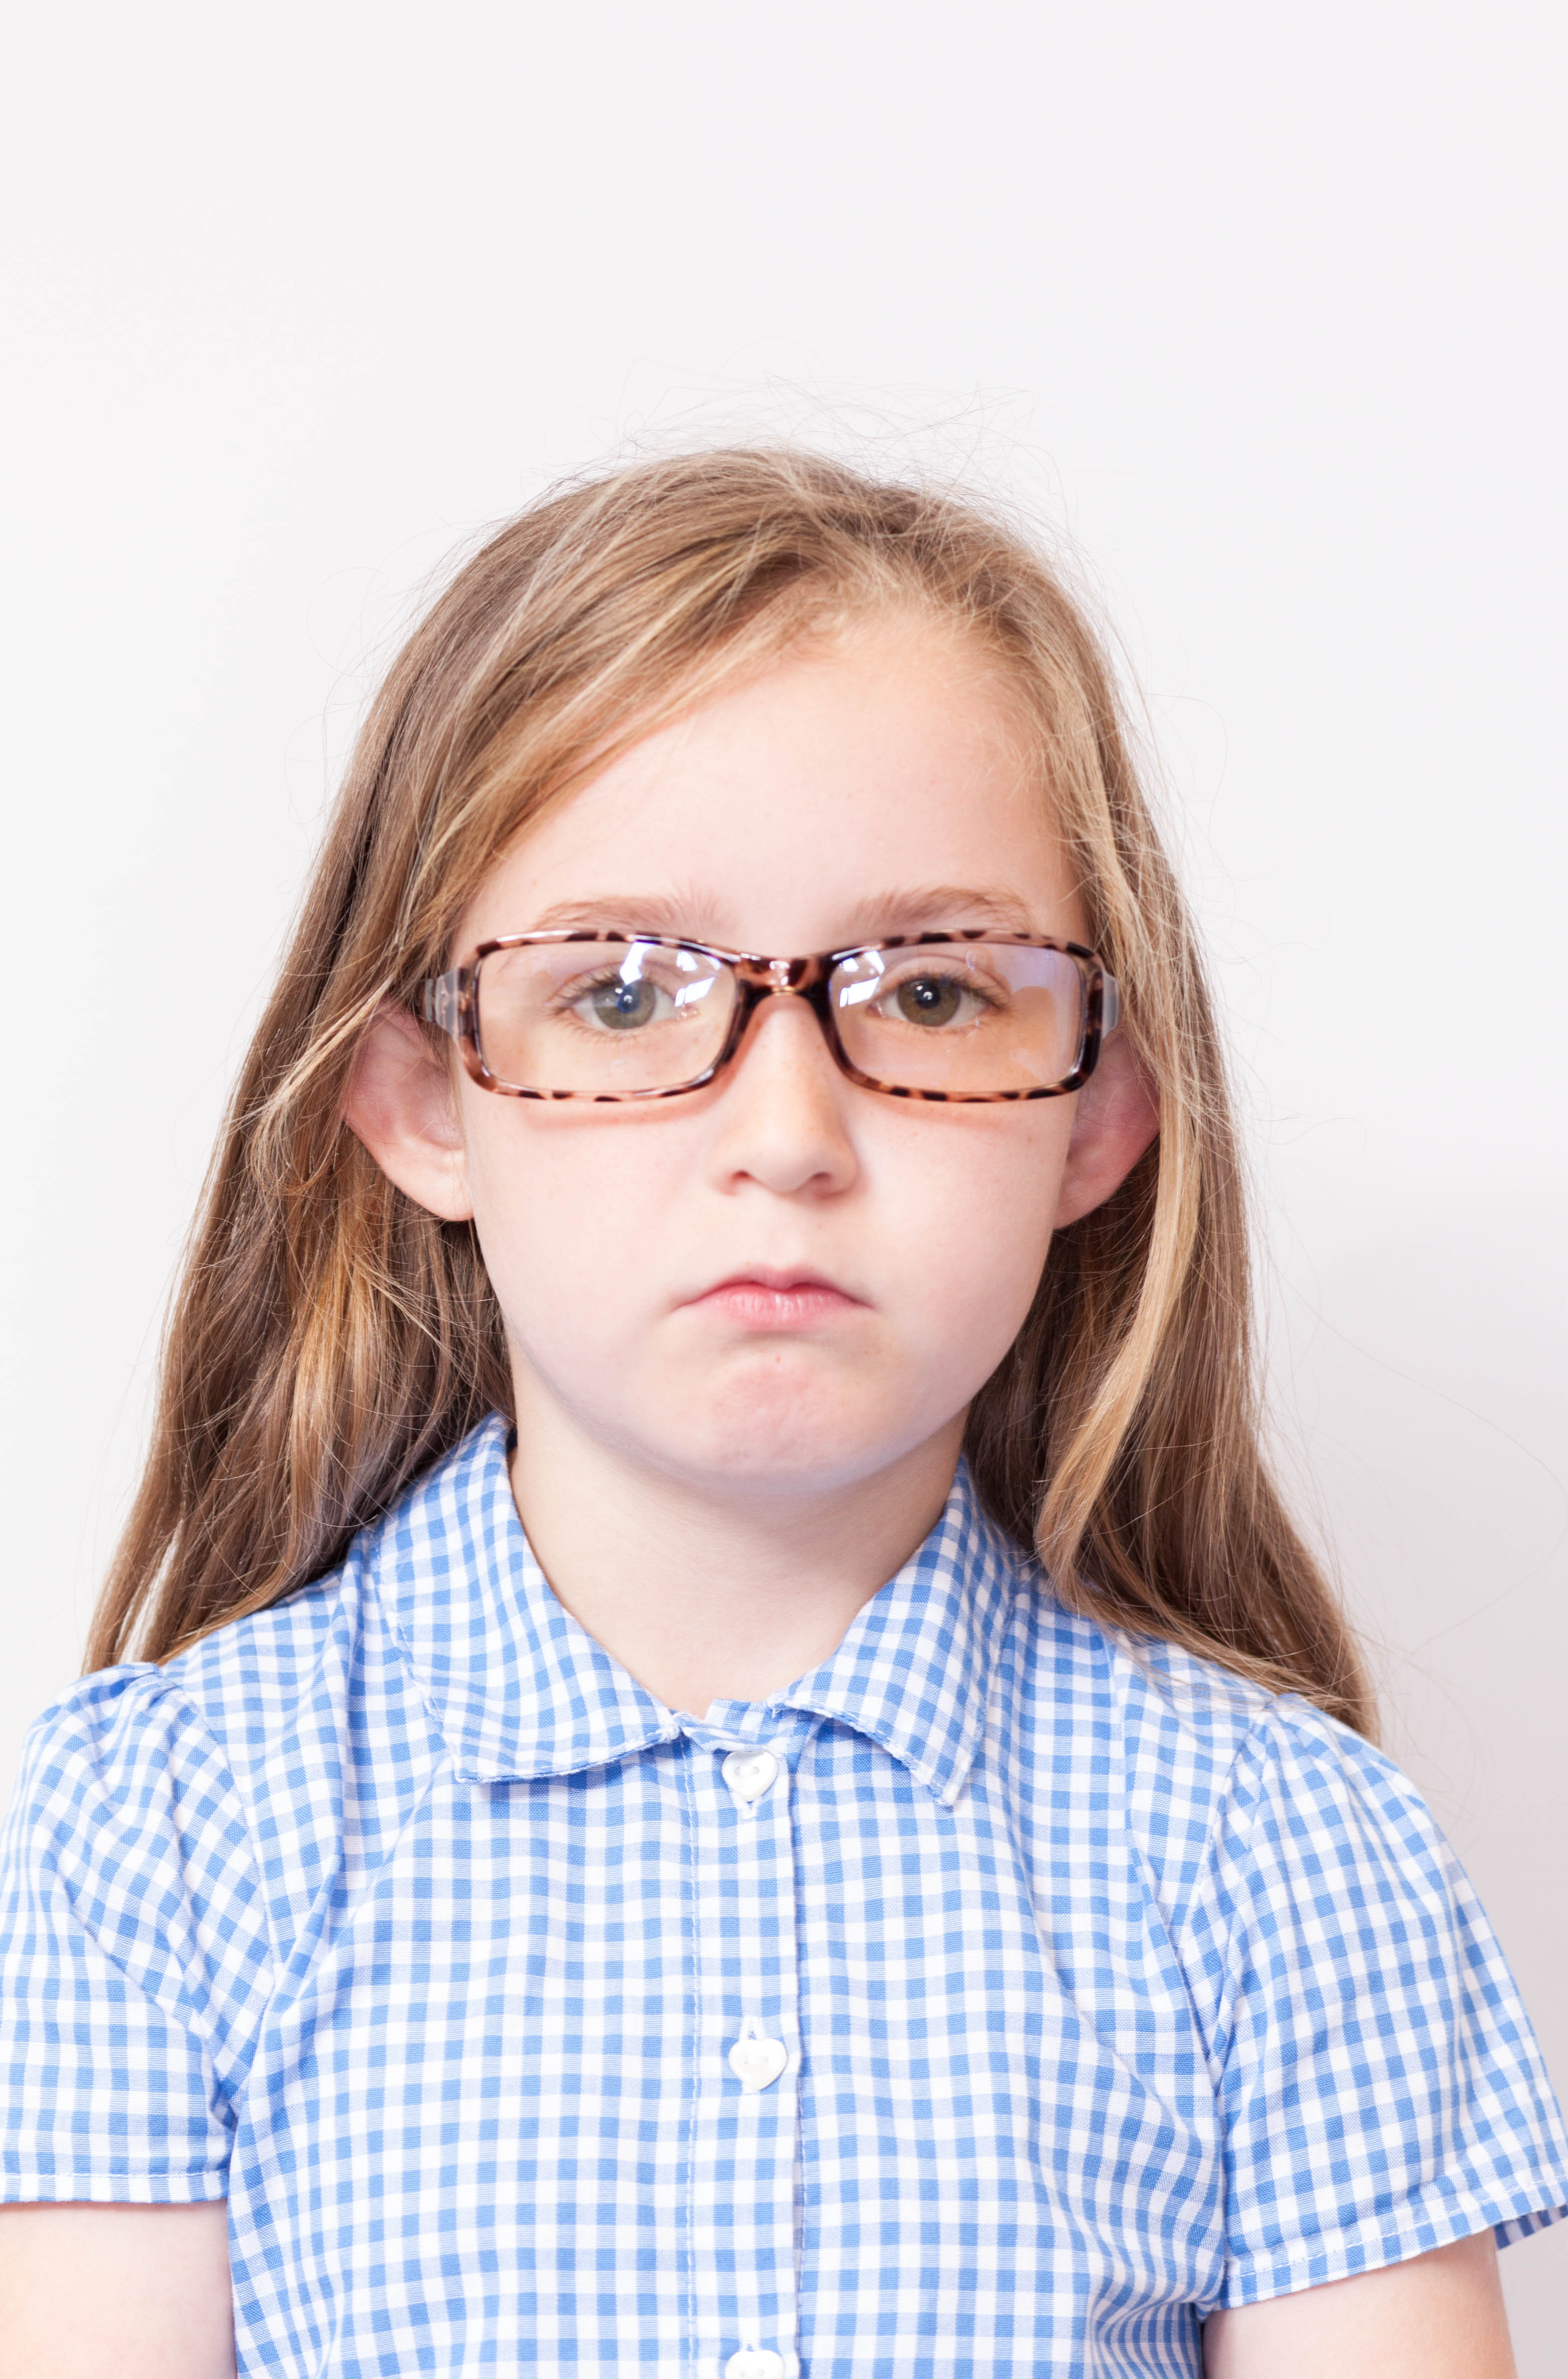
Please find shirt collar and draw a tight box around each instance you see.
[369,1414,679,1785]
[766,1459,1022,1805]
[367,1414,1025,1799]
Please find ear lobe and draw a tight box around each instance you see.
[1053,1033,1160,1229]
[342,1003,475,1223]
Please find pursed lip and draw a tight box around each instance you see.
[678,1264,868,1317]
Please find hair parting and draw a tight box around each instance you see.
[90,447,1372,1736]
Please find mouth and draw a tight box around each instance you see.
[681,1265,867,1330]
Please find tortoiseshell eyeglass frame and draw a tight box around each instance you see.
[417,929,1121,1104]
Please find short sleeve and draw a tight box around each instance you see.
[0,1669,273,2203]
[1180,1698,1568,2309]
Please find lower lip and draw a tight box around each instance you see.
[688,1282,862,1330]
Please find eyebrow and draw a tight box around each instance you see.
[521,885,1043,946]
[834,886,1041,939]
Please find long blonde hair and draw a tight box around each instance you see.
[89,449,1371,1733]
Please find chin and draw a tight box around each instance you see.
[658,1383,921,1495]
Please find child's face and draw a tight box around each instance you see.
[353,617,1154,1505]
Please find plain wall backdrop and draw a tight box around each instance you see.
[4,0,1566,2357]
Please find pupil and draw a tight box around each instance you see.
[593,978,656,1027]
[898,975,961,1025]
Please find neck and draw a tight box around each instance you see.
[505,1384,964,1718]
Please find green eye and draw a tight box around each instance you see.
[586,977,661,1030]
[894,974,967,1027]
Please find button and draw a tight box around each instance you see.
[726,2350,783,2379]
[728,2021,788,2093]
[721,1748,779,1803]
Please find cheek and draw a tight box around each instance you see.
[868,1109,1071,1341]
[458,1105,687,1310]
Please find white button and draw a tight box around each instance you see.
[726,2350,783,2379]
[721,1748,779,1803]
[728,2024,788,2092]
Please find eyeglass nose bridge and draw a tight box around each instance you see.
[730,953,826,995]
[722,953,841,1072]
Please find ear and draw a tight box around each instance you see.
[342,1004,475,1222]
[1053,1032,1160,1229]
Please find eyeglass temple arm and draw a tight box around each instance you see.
[418,969,464,1038]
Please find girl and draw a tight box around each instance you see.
[1,451,1562,2378]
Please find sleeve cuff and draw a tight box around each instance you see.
[1218,2178,1568,2308]
[0,2166,228,2205]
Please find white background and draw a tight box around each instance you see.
[4,0,1565,2355]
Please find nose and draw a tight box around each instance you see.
[705,987,859,1200]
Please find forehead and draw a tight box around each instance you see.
[462,618,1084,953]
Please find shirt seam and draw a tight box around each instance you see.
[0,2166,230,2198]
[1215,2176,1568,2308]
[39,1675,273,2096]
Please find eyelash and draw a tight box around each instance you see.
[556,965,636,1003]
[877,964,1005,1006]
[549,965,697,1019]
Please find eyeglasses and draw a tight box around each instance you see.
[418,931,1121,1104]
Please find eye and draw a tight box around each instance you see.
[575,972,671,1031]
[895,973,962,1026]
[876,967,999,1029]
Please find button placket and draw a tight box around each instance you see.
[687,1734,801,2379]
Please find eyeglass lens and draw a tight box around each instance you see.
[472,941,1089,1097]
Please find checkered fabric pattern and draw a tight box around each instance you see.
[2,1416,1564,2376]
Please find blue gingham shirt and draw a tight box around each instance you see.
[3,1418,1565,2375]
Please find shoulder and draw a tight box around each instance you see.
[9,1511,402,1873]
[8,1417,510,1889]
[12,1659,236,1836]
[1005,1577,1273,1780]
[1002,1581,1403,1892]
[4,1533,419,1985]
[159,1557,377,1771]
[16,1564,366,1808]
